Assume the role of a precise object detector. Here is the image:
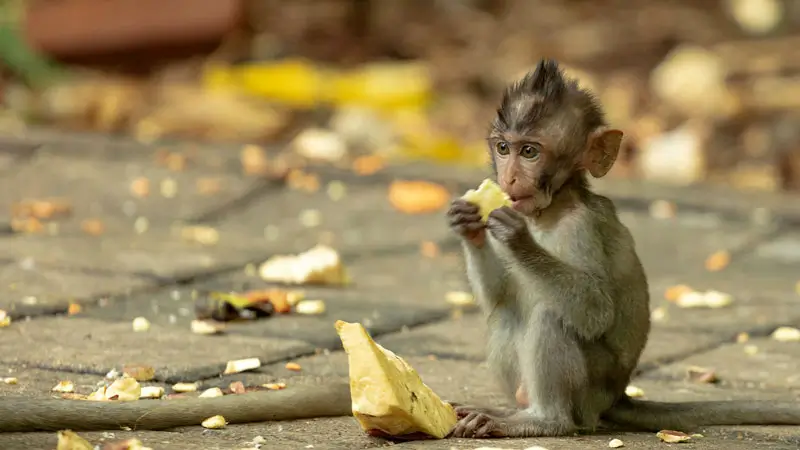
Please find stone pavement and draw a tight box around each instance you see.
[0,129,799,450]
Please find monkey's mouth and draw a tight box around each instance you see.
[509,194,533,210]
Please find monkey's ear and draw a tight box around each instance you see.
[583,128,623,178]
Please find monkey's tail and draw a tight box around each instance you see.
[603,397,800,431]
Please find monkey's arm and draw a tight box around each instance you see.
[0,382,352,432]
[488,208,614,339]
[462,241,508,311]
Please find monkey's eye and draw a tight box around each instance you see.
[495,141,510,155]
[520,144,540,159]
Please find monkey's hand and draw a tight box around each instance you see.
[447,199,486,247]
[486,206,535,249]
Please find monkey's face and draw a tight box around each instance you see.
[489,135,575,214]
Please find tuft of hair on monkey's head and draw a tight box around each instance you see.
[487,59,623,214]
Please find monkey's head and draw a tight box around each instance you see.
[488,59,623,215]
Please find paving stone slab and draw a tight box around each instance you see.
[208,179,455,259]
[373,313,726,370]
[0,230,265,279]
[0,317,314,383]
[642,336,800,390]
[0,260,153,316]
[617,210,774,280]
[0,148,260,225]
[79,250,466,348]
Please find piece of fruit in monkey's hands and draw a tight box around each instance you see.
[461,178,512,222]
[259,245,350,285]
[335,320,457,440]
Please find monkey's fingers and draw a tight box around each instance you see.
[448,198,480,215]
[448,212,483,228]
[487,206,521,224]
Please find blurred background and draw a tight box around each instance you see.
[1,0,799,193]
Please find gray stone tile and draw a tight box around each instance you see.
[643,337,800,391]
[79,250,466,348]
[0,261,152,316]
[0,317,313,383]
[0,149,259,225]
[208,180,455,259]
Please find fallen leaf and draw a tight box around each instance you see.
[172,382,199,393]
[259,245,349,285]
[101,437,153,450]
[420,241,439,258]
[241,144,270,176]
[196,177,222,195]
[244,289,294,314]
[2,377,18,384]
[0,309,11,327]
[229,381,246,394]
[608,438,625,448]
[736,332,750,343]
[676,290,733,309]
[445,291,476,307]
[648,200,676,219]
[223,357,262,375]
[56,430,93,450]
[199,387,224,398]
[298,209,321,228]
[162,152,188,172]
[263,382,286,390]
[12,198,72,220]
[771,326,800,342]
[292,128,348,162]
[10,217,44,234]
[106,376,141,401]
[287,169,321,193]
[664,284,693,302]
[67,303,81,315]
[52,380,75,393]
[686,366,718,384]
[704,250,731,272]
[656,430,692,443]
[295,299,326,315]
[190,319,225,335]
[87,386,107,401]
[625,385,645,398]
[201,415,227,429]
[388,180,449,214]
[123,365,155,381]
[285,362,302,372]
[130,177,151,198]
[352,154,385,175]
[326,180,346,201]
[139,386,164,399]
[80,219,105,236]
[180,225,220,246]
[650,306,667,322]
[160,178,178,198]
[132,317,150,332]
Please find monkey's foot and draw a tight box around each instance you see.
[448,411,506,438]
[448,403,514,419]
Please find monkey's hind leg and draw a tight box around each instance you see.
[452,307,587,438]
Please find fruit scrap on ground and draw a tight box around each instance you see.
[335,320,457,439]
[194,288,309,322]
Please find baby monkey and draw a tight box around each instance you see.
[446,59,800,438]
